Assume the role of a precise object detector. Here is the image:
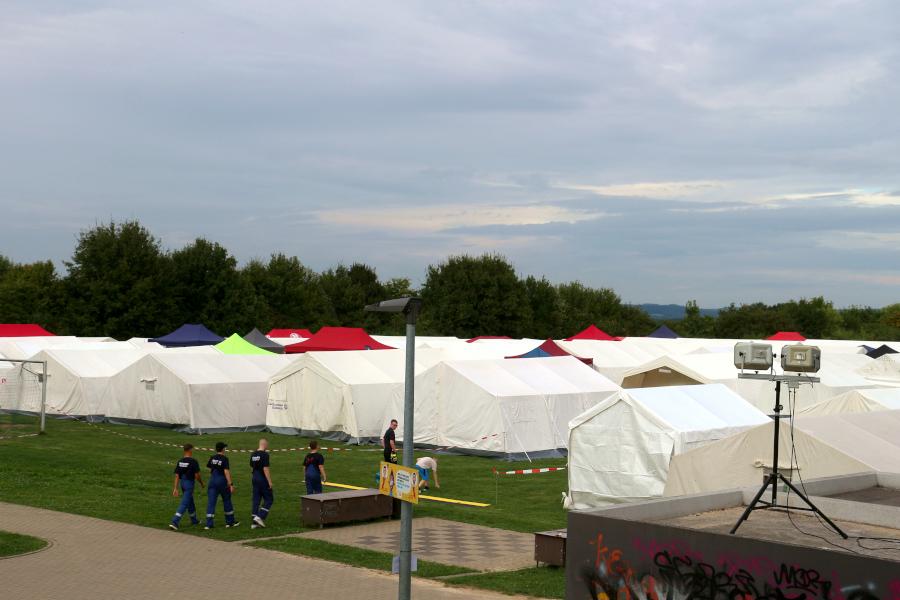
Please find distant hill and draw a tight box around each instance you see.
[639,303,720,321]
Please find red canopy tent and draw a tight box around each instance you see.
[0,324,55,337]
[267,328,313,339]
[767,331,806,341]
[283,327,395,354]
[466,336,512,343]
[565,324,621,341]
[507,339,593,365]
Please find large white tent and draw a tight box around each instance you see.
[858,355,900,384]
[106,352,291,431]
[0,336,79,360]
[617,353,881,412]
[266,348,465,441]
[662,412,900,497]
[400,356,619,457]
[796,388,900,416]
[567,384,770,508]
[27,347,148,417]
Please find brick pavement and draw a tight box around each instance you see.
[298,517,535,571]
[0,502,537,600]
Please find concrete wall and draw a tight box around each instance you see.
[567,508,900,600]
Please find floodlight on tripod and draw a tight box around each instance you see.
[729,341,846,538]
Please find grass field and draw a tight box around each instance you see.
[0,416,568,596]
[0,530,47,557]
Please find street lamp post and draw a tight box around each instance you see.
[365,297,422,600]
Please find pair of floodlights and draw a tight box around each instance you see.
[734,342,821,373]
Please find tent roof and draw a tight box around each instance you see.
[243,328,285,353]
[215,333,273,355]
[0,324,54,337]
[767,331,806,341]
[866,344,898,359]
[507,339,592,365]
[267,328,313,339]
[283,326,395,354]
[858,354,900,382]
[466,336,512,343]
[647,325,679,339]
[565,324,621,341]
[149,324,223,347]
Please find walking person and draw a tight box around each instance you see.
[250,438,273,529]
[169,443,204,531]
[205,442,239,529]
[415,456,440,492]
[302,440,326,495]
[382,419,398,464]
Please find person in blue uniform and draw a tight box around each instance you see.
[205,442,239,529]
[250,438,274,529]
[302,440,326,495]
[169,443,204,531]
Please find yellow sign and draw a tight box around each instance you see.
[378,461,419,504]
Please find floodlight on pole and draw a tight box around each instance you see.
[365,296,422,600]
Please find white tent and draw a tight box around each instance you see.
[796,388,900,416]
[618,353,881,412]
[403,356,619,457]
[555,340,665,384]
[265,348,455,441]
[858,355,900,384]
[567,384,770,508]
[0,336,79,360]
[662,414,898,498]
[27,347,148,417]
[106,353,291,431]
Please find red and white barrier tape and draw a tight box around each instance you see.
[493,466,566,475]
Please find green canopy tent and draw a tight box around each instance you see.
[215,333,274,355]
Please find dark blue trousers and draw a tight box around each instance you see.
[172,479,198,526]
[206,476,235,528]
[251,474,274,521]
[305,474,322,495]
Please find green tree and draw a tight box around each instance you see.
[678,300,715,338]
[524,276,562,339]
[556,282,622,336]
[241,254,334,332]
[62,221,173,339]
[319,263,389,330]
[169,238,256,334]
[0,260,62,331]
[419,254,532,338]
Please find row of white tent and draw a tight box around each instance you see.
[3,335,900,472]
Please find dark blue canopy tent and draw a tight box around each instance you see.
[149,323,224,348]
[647,325,679,339]
[866,344,898,360]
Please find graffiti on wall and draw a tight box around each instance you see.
[582,533,900,600]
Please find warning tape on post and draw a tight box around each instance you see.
[493,466,566,476]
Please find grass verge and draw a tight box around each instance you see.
[448,566,565,599]
[0,530,48,558]
[246,537,473,578]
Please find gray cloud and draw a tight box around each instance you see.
[1,0,899,306]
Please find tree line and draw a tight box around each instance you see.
[0,221,897,341]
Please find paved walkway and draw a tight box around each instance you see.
[0,502,537,600]
[298,517,535,571]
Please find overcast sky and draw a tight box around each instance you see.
[2,1,899,307]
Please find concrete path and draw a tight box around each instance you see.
[297,517,535,571]
[0,502,537,600]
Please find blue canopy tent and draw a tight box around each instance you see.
[866,344,898,360]
[149,324,224,348]
[647,325,679,339]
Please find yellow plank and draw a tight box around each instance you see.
[323,482,490,508]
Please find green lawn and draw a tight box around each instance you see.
[0,417,567,597]
[0,530,47,557]
[0,418,568,541]
[449,567,565,599]
[247,537,473,578]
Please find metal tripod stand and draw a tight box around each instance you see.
[730,375,848,538]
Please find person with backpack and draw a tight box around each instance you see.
[302,440,326,495]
